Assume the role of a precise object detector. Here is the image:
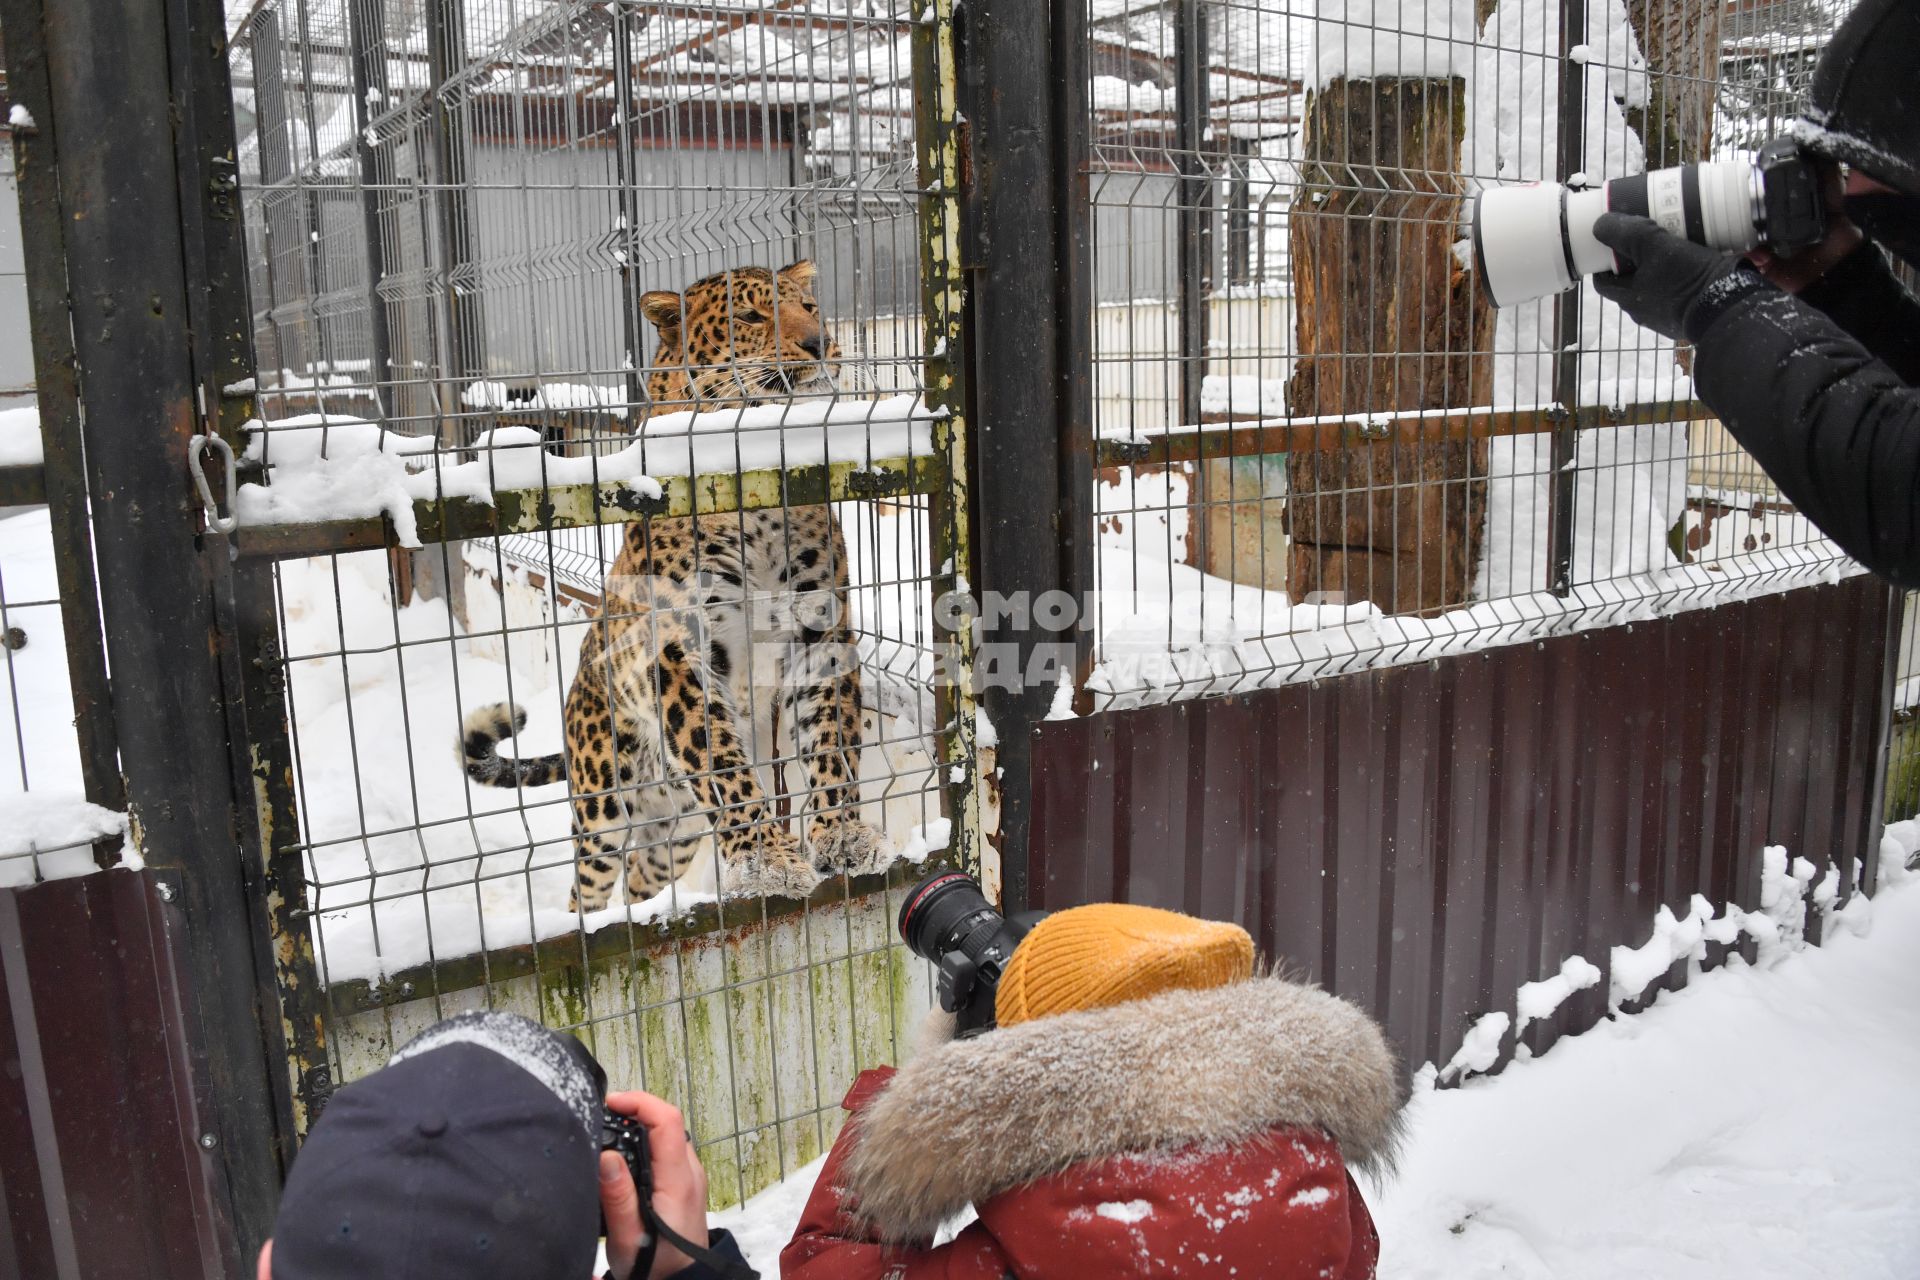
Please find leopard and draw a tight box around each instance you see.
[460,259,891,910]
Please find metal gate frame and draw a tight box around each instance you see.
[0,0,297,1265]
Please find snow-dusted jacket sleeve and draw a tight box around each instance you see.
[1798,243,1920,384]
[661,1230,753,1280]
[1691,247,1920,587]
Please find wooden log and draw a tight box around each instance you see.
[1283,76,1495,613]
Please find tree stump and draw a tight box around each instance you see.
[1284,76,1495,614]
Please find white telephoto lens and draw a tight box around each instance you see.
[1473,183,1614,308]
[1474,161,1765,308]
[1694,161,1764,252]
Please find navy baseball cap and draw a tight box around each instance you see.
[269,1011,606,1279]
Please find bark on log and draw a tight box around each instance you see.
[1283,76,1495,614]
[1625,0,1724,167]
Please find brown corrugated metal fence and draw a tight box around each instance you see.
[1030,575,1899,1073]
[0,870,237,1278]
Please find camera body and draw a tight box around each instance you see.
[1472,136,1828,307]
[1754,137,1826,252]
[899,871,1049,1037]
[597,1110,652,1237]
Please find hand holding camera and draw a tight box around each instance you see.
[1588,214,1757,342]
[599,1091,756,1280]
[599,1092,715,1280]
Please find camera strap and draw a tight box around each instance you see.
[600,1191,758,1280]
[643,1209,759,1279]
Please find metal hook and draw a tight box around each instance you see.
[188,433,238,535]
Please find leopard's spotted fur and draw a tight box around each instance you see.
[461,260,889,908]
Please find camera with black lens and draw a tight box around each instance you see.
[1472,137,1828,307]
[899,871,1049,1037]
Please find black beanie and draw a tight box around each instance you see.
[1797,0,1920,198]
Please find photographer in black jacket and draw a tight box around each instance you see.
[1590,0,1920,586]
[255,1011,754,1280]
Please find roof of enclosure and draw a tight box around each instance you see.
[223,0,1309,171]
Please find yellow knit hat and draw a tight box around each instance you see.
[993,902,1255,1029]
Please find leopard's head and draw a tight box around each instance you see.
[640,260,839,413]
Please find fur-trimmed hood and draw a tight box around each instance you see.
[840,973,1407,1243]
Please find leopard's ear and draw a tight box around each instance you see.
[778,259,819,293]
[641,290,684,332]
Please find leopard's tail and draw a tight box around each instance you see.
[460,702,567,788]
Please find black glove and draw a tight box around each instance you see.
[1591,212,1773,342]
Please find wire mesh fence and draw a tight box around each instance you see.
[218,0,969,1202]
[1080,0,1859,713]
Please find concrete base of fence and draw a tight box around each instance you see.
[329,885,932,1208]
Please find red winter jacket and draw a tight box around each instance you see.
[782,974,1404,1280]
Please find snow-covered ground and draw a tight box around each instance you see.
[701,843,1920,1279]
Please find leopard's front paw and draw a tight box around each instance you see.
[725,828,822,901]
[807,818,893,877]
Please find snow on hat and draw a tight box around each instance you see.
[268,1011,605,1280]
[1798,0,1920,198]
[993,902,1255,1029]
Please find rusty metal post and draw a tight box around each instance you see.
[1,0,124,858]
[1547,0,1587,596]
[0,0,300,1261]
[1175,0,1211,435]
[172,0,332,1151]
[609,4,649,411]
[1055,0,1096,719]
[961,0,1093,911]
[347,0,397,419]
[425,0,488,427]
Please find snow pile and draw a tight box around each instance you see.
[0,792,137,888]
[237,415,460,547]
[1199,374,1289,419]
[1512,954,1601,1035]
[973,706,1000,751]
[1755,843,1820,949]
[1091,77,1175,113]
[895,818,953,865]
[237,396,938,547]
[0,405,42,466]
[1448,843,1872,1082]
[1313,0,1480,90]
[1045,670,1077,721]
[455,426,668,499]
[1439,1010,1510,1083]
[1607,892,1747,1008]
[461,379,631,418]
[625,392,938,479]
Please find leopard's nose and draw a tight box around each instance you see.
[799,333,825,359]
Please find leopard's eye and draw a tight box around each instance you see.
[737,309,767,325]
[802,300,819,314]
